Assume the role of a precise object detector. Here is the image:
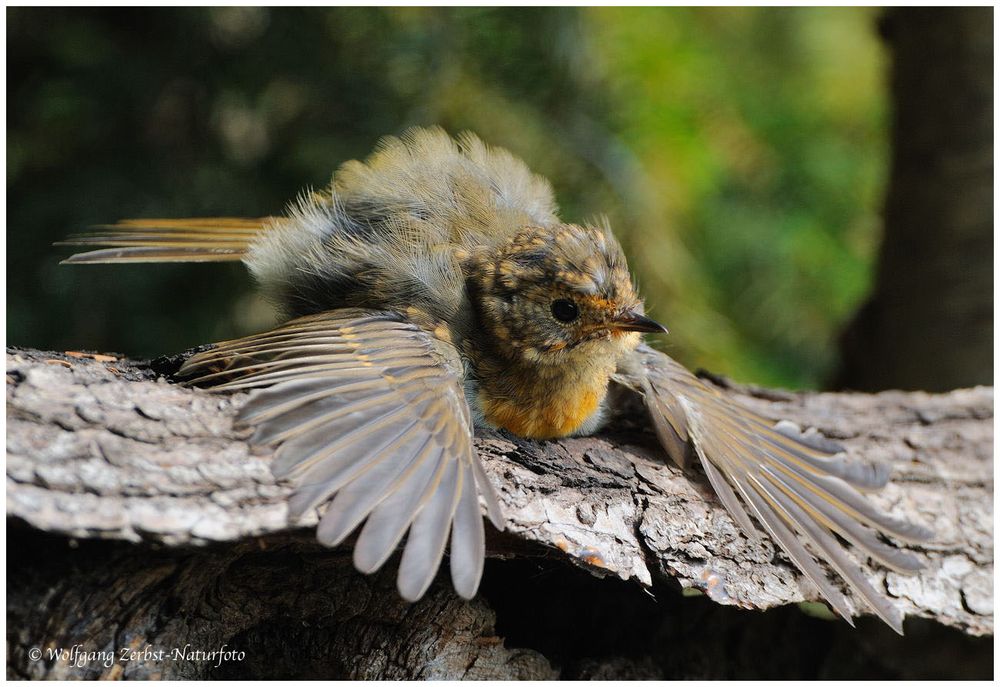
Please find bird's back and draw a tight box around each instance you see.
[248,127,561,322]
[59,127,561,326]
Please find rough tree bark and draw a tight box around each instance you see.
[835,6,993,392]
[6,347,994,679]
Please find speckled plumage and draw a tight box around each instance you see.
[244,129,649,438]
[60,127,932,632]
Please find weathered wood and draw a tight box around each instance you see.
[6,348,993,678]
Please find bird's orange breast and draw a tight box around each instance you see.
[478,383,602,439]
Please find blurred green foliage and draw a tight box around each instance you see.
[7,7,887,389]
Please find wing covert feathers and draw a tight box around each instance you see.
[616,344,933,634]
[179,308,503,601]
[57,218,268,264]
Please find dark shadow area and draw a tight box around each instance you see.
[479,556,993,679]
[6,518,993,680]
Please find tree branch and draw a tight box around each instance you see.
[6,347,993,679]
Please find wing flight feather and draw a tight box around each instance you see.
[179,308,503,601]
[615,344,932,634]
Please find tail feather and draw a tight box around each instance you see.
[57,218,269,264]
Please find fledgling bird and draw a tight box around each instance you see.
[60,127,931,633]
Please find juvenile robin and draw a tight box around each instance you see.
[61,127,931,633]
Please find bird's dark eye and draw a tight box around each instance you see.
[550,298,579,323]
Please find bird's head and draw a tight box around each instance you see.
[465,223,666,366]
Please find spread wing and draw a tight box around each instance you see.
[614,344,933,634]
[179,308,504,601]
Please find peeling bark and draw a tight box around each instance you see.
[6,348,994,679]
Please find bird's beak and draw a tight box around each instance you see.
[612,311,669,334]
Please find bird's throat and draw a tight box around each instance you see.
[475,360,610,439]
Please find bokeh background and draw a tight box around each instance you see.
[6,7,988,390]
